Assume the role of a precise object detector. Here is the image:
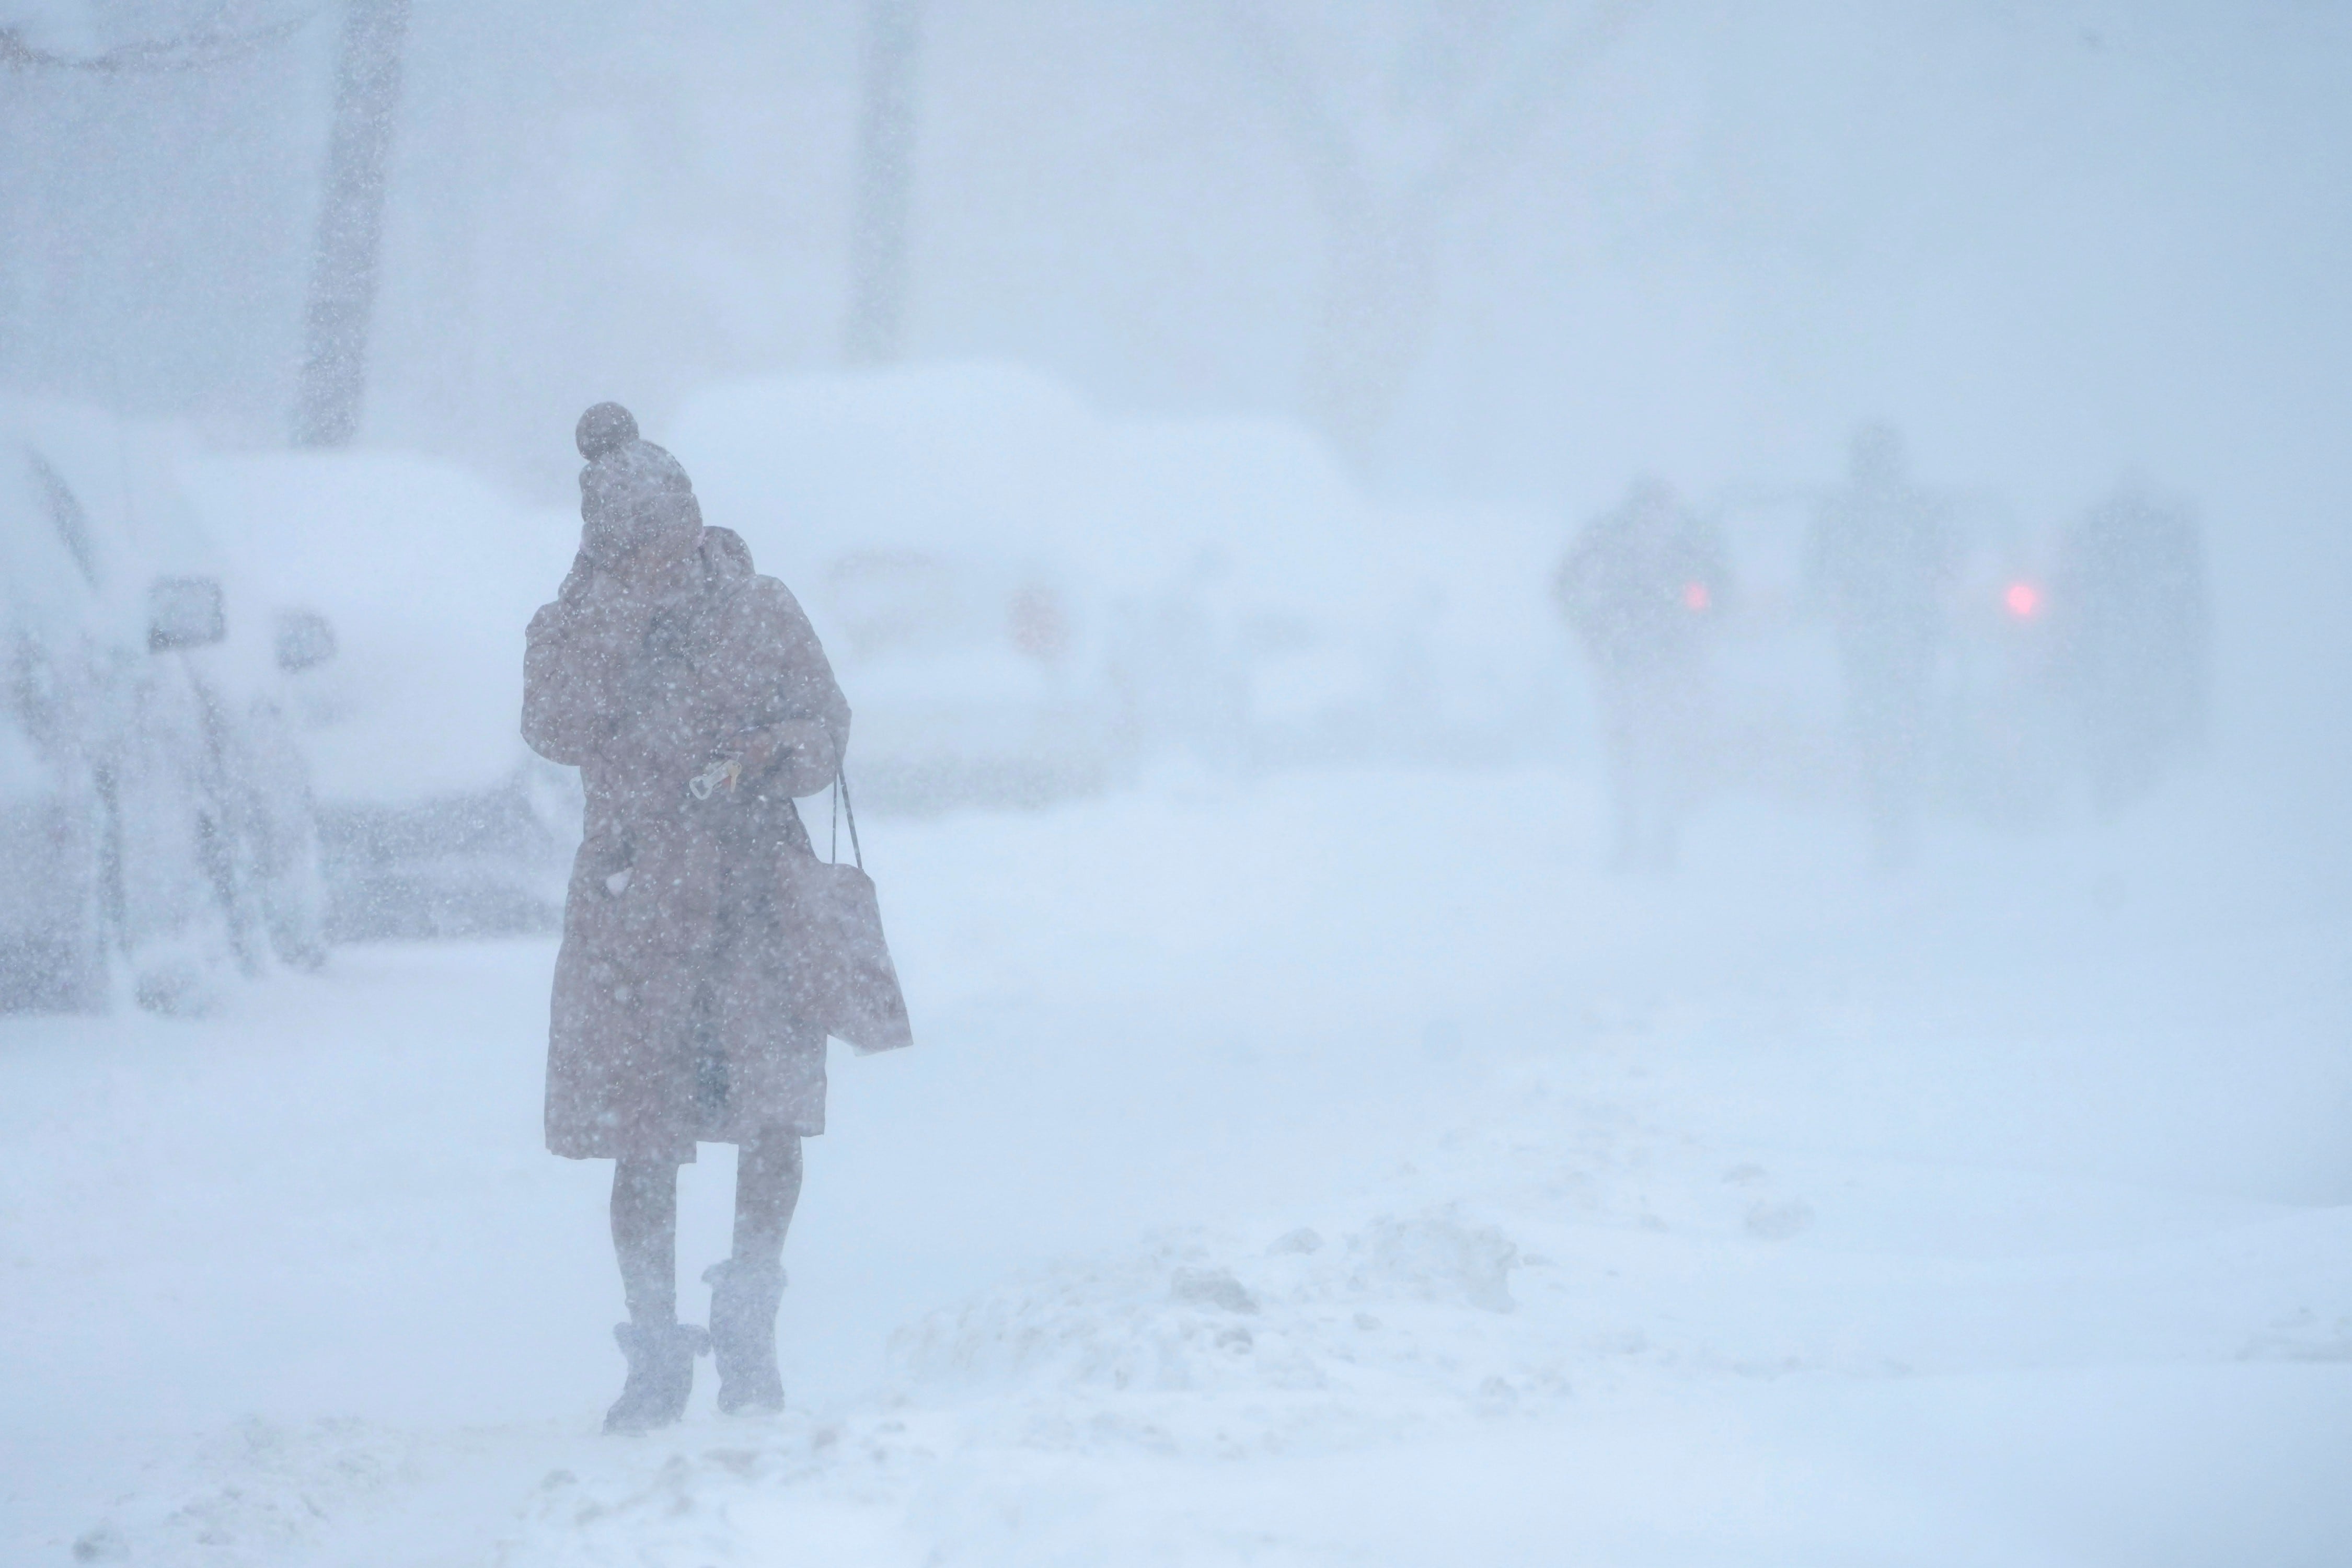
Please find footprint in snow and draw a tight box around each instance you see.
[1743,1198,1814,1240]
[1170,1267,1259,1313]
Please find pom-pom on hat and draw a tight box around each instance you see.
[575,401,639,462]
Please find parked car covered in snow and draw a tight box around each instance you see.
[668,364,1451,808]
[0,398,324,1014]
[181,452,583,939]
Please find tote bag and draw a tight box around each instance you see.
[782,771,913,1055]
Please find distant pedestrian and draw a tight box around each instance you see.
[523,402,852,1432]
[1555,478,1727,871]
[1808,425,1956,869]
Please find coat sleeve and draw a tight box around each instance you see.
[522,560,625,765]
[733,578,851,798]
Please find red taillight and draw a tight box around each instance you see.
[2003,581,2040,618]
[1682,581,1711,612]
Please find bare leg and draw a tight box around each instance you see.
[602,1157,700,1433]
[732,1125,804,1271]
[610,1158,680,1325]
[709,1126,800,1414]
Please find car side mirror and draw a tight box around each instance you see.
[148,576,227,652]
[274,608,338,673]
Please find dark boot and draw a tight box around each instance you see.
[602,1320,708,1434]
[705,1259,786,1415]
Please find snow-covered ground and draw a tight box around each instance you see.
[4,766,2348,1566]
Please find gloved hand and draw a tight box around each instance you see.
[698,721,837,800]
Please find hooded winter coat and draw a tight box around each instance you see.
[523,521,851,1163]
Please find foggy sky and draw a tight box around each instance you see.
[4,0,2347,828]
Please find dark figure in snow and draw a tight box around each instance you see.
[1554,478,1727,871]
[523,402,851,1432]
[2051,480,2209,817]
[1808,424,1957,869]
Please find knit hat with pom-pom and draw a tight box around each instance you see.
[575,401,639,462]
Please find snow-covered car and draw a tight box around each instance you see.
[181,452,583,939]
[668,364,1440,808]
[795,544,1117,808]
[0,398,325,1014]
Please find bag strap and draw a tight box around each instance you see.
[829,768,865,872]
[841,769,865,871]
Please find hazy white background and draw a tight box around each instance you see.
[6,1,2346,800]
[4,4,2350,1563]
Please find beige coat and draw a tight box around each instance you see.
[523,527,850,1162]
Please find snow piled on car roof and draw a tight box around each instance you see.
[0,395,225,651]
[668,361,1394,625]
[180,451,577,805]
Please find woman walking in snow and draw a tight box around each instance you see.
[523,402,851,1432]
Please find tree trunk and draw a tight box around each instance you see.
[841,0,924,365]
[292,0,409,447]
